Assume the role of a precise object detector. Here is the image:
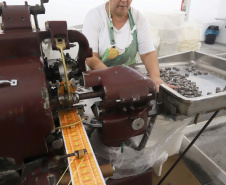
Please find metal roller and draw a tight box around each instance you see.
[99,163,115,178]
[77,149,85,159]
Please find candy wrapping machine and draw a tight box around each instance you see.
[1,1,225,184]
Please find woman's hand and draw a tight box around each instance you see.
[86,52,107,70]
[140,52,177,92]
[152,76,177,92]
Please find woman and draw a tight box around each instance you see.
[82,0,175,91]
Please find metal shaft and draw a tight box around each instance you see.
[136,115,157,151]
[33,14,39,30]
[59,149,87,159]
[78,91,104,100]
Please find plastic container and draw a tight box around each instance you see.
[179,41,201,52]
[144,10,185,29]
[180,23,202,41]
[205,34,217,44]
[151,23,202,43]
[158,41,180,56]
[150,26,160,50]
[158,40,201,56]
[158,27,182,42]
[205,25,219,44]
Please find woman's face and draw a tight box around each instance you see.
[109,0,132,16]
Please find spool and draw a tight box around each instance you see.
[78,149,85,159]
[99,164,115,178]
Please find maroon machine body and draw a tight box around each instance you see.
[0,4,91,166]
[83,66,156,146]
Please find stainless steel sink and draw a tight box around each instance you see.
[134,51,226,116]
[215,53,226,59]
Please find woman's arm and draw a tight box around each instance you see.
[86,52,107,70]
[140,51,176,92]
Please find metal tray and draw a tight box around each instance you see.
[133,51,226,116]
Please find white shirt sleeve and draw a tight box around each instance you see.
[82,8,101,53]
[132,8,156,55]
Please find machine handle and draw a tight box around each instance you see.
[0,1,49,16]
[0,80,17,86]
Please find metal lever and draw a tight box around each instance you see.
[0,80,17,86]
[55,38,72,103]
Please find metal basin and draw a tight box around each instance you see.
[215,53,226,59]
[133,51,226,116]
